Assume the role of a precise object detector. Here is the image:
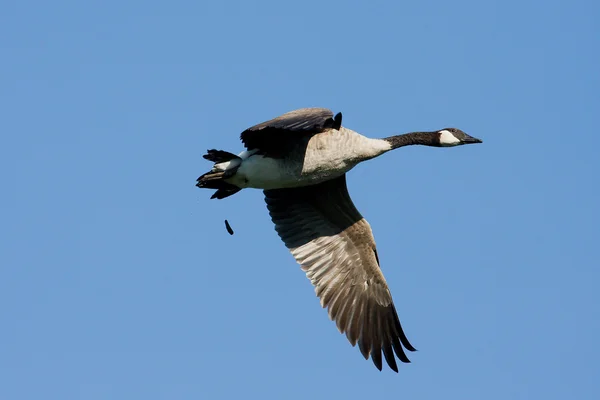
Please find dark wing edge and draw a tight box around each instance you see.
[240,108,342,157]
[264,175,416,372]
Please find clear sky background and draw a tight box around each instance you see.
[1,0,599,399]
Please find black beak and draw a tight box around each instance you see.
[462,135,482,144]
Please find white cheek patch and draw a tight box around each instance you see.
[439,130,461,146]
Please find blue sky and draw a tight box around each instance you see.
[1,0,599,398]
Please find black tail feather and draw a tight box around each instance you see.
[196,172,242,199]
[203,149,240,163]
[211,187,241,199]
[196,171,225,186]
[196,150,242,200]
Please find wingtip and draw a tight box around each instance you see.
[373,361,383,371]
[405,344,417,352]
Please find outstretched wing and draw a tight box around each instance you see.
[241,108,342,158]
[264,175,416,372]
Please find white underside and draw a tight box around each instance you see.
[222,128,392,190]
[227,155,297,189]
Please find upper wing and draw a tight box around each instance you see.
[241,108,342,158]
[264,175,416,372]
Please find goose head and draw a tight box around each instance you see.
[437,128,482,147]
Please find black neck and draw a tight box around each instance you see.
[384,131,439,149]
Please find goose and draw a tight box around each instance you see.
[196,108,482,372]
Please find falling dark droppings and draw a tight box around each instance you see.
[224,220,234,235]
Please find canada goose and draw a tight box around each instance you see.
[196,108,482,372]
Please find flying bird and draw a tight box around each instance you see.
[196,108,482,372]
